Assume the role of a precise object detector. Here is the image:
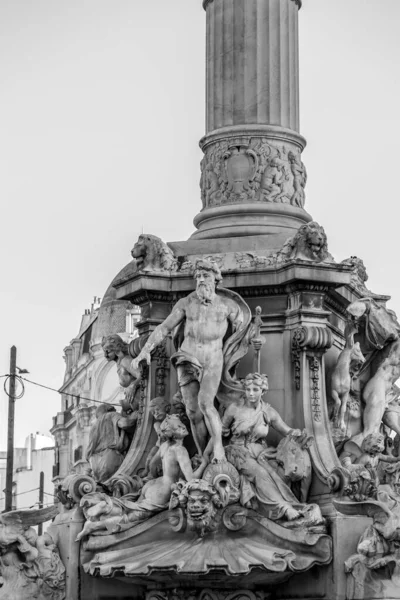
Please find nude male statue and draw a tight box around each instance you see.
[131,259,245,463]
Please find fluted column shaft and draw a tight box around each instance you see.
[205,0,300,133]
[192,0,310,243]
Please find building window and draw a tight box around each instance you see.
[126,308,141,336]
[82,323,93,355]
[74,446,83,463]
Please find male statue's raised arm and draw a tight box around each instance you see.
[131,300,186,372]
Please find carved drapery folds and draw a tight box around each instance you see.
[200,137,307,209]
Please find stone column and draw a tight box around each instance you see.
[193,0,311,247]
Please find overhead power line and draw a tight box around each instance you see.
[2,374,120,407]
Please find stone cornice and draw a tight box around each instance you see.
[203,0,301,10]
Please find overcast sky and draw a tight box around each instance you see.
[1,0,400,448]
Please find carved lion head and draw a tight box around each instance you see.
[301,221,329,260]
[131,234,177,272]
[277,221,331,264]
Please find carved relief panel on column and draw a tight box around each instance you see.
[200,136,307,209]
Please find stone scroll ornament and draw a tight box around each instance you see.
[291,325,341,483]
[200,138,307,208]
[0,506,66,600]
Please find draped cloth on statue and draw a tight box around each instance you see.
[81,511,332,583]
[348,298,400,351]
[225,403,322,523]
[86,411,129,482]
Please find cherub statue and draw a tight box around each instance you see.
[143,396,171,478]
[340,433,400,487]
[78,415,201,540]
[288,150,307,208]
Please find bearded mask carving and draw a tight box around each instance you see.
[169,479,223,537]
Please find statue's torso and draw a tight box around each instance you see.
[180,293,233,363]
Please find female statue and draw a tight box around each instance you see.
[222,373,322,525]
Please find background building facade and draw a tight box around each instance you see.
[51,263,140,488]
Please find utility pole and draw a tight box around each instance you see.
[38,471,44,535]
[5,346,17,512]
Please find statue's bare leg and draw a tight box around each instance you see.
[382,410,400,436]
[180,381,208,455]
[352,386,385,446]
[337,391,349,431]
[198,362,224,463]
[331,389,340,424]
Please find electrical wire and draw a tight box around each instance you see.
[20,376,121,407]
[2,374,121,407]
[0,487,40,503]
[3,375,25,399]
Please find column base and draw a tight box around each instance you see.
[191,202,312,241]
[196,125,310,245]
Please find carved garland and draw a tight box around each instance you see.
[154,340,169,397]
[292,326,306,389]
[309,356,322,422]
[137,362,149,429]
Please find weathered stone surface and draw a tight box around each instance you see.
[0,506,65,600]
[203,0,301,132]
